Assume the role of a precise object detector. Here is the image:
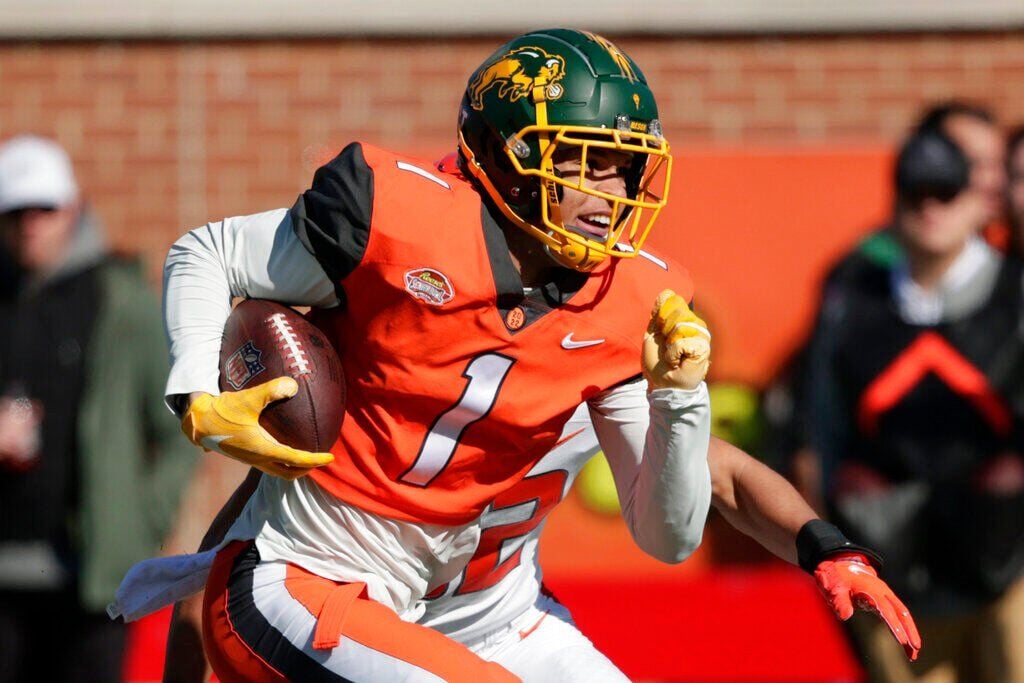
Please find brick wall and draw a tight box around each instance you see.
[2,32,1022,271]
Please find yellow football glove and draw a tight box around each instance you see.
[181,377,334,480]
[642,289,711,391]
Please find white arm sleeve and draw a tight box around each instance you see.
[588,379,712,564]
[163,208,338,404]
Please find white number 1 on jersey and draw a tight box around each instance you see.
[399,353,515,487]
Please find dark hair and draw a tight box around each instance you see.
[914,100,996,134]
[895,127,970,208]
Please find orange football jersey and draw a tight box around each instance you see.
[299,143,693,525]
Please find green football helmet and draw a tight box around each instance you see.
[458,28,672,271]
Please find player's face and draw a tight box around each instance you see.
[944,114,1006,226]
[552,148,633,241]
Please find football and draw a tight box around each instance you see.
[219,299,345,452]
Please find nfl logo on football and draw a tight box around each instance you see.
[225,340,266,390]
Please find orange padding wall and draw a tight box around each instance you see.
[650,144,893,386]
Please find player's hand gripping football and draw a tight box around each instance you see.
[181,377,334,480]
[642,289,711,391]
[815,552,922,661]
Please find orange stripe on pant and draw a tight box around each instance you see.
[203,541,520,682]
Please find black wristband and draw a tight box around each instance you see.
[795,519,884,573]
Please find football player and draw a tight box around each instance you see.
[113,29,918,681]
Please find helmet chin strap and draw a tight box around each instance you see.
[546,240,596,269]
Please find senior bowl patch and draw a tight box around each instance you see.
[404,268,455,306]
[224,340,266,390]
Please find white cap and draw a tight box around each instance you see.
[0,135,80,213]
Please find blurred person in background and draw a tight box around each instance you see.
[1007,126,1024,256]
[0,135,199,683]
[783,101,1007,514]
[792,118,1024,682]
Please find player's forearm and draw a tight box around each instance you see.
[709,436,816,564]
[593,381,712,563]
[631,386,712,563]
[163,210,338,406]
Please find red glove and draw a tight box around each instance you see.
[814,552,922,662]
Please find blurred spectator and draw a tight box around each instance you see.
[0,135,198,682]
[1008,126,1024,257]
[778,102,1007,511]
[791,120,1024,682]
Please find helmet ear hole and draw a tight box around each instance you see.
[508,185,540,199]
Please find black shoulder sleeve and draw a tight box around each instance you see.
[289,142,374,285]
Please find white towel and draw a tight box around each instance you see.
[106,548,219,622]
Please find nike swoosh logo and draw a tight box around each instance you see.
[561,333,605,350]
[200,434,231,453]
